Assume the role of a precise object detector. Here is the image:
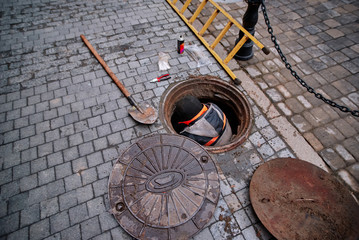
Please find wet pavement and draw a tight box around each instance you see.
[0,0,358,239]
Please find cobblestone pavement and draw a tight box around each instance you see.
[211,0,359,195]
[0,0,357,240]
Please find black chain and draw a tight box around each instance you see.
[260,1,359,117]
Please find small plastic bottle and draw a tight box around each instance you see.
[177,35,184,54]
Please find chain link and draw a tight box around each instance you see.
[260,1,359,117]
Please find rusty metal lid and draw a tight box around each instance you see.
[109,134,220,239]
[250,158,359,240]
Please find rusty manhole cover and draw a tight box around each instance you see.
[250,158,359,240]
[109,134,220,239]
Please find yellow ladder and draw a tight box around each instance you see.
[166,0,270,83]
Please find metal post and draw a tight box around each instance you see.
[234,0,262,61]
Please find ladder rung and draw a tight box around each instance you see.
[210,21,233,49]
[166,0,268,82]
[224,35,248,64]
[180,0,193,14]
[207,0,264,49]
[189,0,208,24]
[199,9,219,36]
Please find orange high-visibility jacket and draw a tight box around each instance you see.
[179,103,232,146]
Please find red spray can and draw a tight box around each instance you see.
[177,35,184,54]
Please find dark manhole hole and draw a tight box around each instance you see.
[250,158,359,240]
[159,75,253,153]
[109,134,220,239]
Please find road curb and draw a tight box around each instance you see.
[234,70,330,172]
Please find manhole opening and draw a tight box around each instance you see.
[159,75,253,153]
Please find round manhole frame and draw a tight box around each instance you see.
[250,158,359,240]
[108,133,221,240]
[159,75,253,153]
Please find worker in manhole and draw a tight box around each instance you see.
[172,95,232,146]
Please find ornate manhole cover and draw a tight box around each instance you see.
[250,158,359,240]
[109,134,220,239]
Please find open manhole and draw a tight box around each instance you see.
[159,75,253,153]
[250,158,359,240]
[109,133,220,240]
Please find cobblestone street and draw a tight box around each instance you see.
[216,0,359,194]
[0,0,358,239]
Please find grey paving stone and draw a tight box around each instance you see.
[20,203,40,228]
[79,167,96,185]
[63,173,82,192]
[76,184,94,204]
[334,144,355,164]
[38,168,55,186]
[320,148,347,170]
[92,232,112,240]
[45,129,60,143]
[69,203,89,226]
[13,163,30,180]
[333,118,357,138]
[55,162,72,180]
[3,130,19,144]
[0,213,19,236]
[93,137,108,151]
[233,208,252,230]
[86,151,103,168]
[46,180,65,199]
[63,146,79,162]
[29,113,44,126]
[235,188,250,208]
[29,218,50,240]
[87,197,105,218]
[92,178,108,197]
[257,143,275,159]
[102,147,119,163]
[40,197,59,219]
[110,227,133,240]
[81,217,101,240]
[268,137,286,152]
[47,152,63,168]
[210,216,241,239]
[7,227,29,240]
[31,157,47,173]
[338,169,359,192]
[242,226,260,240]
[343,137,359,160]
[249,131,266,147]
[20,174,38,192]
[14,117,29,129]
[60,225,81,240]
[14,138,30,153]
[1,181,19,201]
[53,138,69,152]
[98,211,119,232]
[96,162,112,180]
[69,132,83,147]
[259,125,278,141]
[28,186,48,206]
[348,163,359,182]
[193,227,214,240]
[50,117,65,130]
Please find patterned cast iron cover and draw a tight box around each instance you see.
[250,158,359,240]
[109,134,220,240]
